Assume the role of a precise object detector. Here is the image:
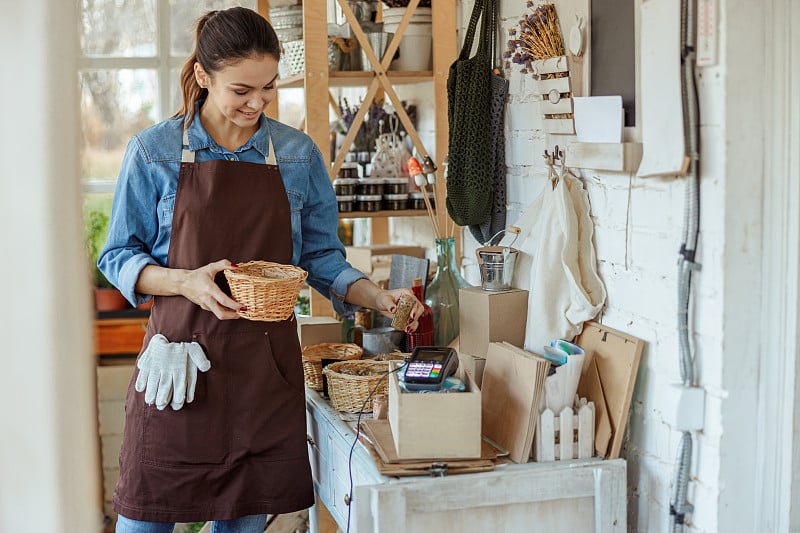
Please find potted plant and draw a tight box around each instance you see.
[85,207,129,311]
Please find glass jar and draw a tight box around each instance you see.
[409,190,435,210]
[339,162,360,179]
[424,237,472,346]
[356,194,382,212]
[336,194,355,212]
[356,178,384,196]
[333,178,357,196]
[383,177,408,195]
[383,193,408,210]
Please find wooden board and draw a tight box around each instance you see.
[575,321,644,459]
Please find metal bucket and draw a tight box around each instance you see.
[476,246,519,291]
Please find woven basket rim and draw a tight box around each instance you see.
[323,359,390,379]
[224,260,307,282]
[302,342,363,362]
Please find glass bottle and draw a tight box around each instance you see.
[405,277,434,351]
[425,237,472,346]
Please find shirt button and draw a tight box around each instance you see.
[229,156,235,161]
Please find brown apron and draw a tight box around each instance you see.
[113,129,313,523]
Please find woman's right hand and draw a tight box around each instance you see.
[179,259,243,320]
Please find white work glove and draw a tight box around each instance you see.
[135,334,211,411]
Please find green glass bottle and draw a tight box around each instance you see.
[424,237,472,346]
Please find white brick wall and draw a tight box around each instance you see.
[388,1,776,530]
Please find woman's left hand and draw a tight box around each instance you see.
[374,288,424,333]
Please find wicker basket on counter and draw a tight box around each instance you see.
[223,261,307,322]
[302,343,363,391]
[322,360,392,413]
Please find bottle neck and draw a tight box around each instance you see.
[435,237,459,271]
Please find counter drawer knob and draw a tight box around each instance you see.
[344,494,351,506]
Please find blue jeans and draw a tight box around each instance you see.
[116,514,268,533]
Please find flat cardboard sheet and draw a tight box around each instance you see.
[362,419,504,464]
[480,342,550,463]
[575,321,644,459]
[359,422,495,477]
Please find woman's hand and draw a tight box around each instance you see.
[136,259,244,320]
[179,259,244,320]
[374,288,424,333]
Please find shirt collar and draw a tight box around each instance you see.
[185,99,270,158]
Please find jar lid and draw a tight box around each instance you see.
[358,178,385,185]
[383,177,408,185]
[383,193,409,200]
[335,195,356,201]
[333,178,358,185]
[356,194,383,201]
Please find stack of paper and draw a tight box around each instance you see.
[480,342,551,463]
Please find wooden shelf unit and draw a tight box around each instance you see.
[259,0,458,316]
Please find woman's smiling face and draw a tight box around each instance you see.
[194,53,279,131]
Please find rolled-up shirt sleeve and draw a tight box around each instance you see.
[298,145,368,316]
[97,136,161,307]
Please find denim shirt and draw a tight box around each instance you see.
[98,104,367,315]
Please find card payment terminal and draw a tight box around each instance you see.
[403,346,459,391]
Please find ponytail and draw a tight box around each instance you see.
[173,8,280,128]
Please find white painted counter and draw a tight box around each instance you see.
[305,389,626,533]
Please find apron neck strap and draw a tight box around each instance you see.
[181,127,277,166]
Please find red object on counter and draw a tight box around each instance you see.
[405,278,434,350]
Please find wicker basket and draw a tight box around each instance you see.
[323,360,392,413]
[279,39,344,78]
[302,343,363,391]
[223,261,308,322]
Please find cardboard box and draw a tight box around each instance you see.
[388,367,482,459]
[458,286,528,358]
[346,244,426,274]
[296,316,342,347]
[458,352,487,388]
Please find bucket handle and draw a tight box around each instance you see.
[485,226,520,247]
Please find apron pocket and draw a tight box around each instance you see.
[140,332,229,467]
[230,329,307,461]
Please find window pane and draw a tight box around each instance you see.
[80,69,159,181]
[169,0,258,57]
[170,67,183,118]
[81,0,157,57]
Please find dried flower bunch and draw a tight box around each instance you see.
[337,98,417,153]
[504,2,565,74]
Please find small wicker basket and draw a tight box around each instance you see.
[223,261,308,322]
[323,360,392,413]
[302,343,363,391]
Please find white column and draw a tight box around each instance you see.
[0,1,102,531]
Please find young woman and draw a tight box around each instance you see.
[98,7,422,532]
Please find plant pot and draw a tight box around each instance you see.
[95,287,129,312]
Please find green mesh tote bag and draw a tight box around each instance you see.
[468,0,508,245]
[446,0,493,227]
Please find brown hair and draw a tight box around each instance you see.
[175,7,280,127]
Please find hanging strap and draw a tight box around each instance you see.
[459,0,487,61]
[181,126,277,165]
[488,0,498,67]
